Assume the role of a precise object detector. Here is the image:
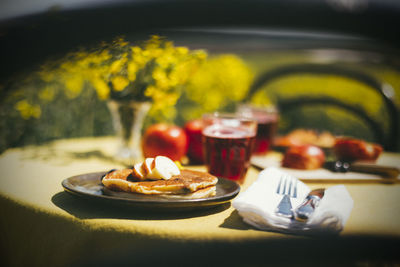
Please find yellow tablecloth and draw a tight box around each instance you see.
[1,137,400,266]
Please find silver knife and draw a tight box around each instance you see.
[324,160,400,178]
[294,188,325,222]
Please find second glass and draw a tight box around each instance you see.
[202,113,257,183]
[237,104,279,154]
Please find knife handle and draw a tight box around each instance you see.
[325,160,400,178]
[294,195,321,222]
[351,162,400,178]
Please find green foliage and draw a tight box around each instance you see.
[1,40,400,153]
[0,37,254,153]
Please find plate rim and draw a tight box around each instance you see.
[61,171,241,208]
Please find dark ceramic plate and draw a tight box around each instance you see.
[62,172,240,211]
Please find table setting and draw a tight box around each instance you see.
[1,35,400,266]
[1,133,400,266]
[233,167,354,235]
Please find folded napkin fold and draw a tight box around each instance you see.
[233,167,354,235]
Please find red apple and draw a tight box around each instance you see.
[333,137,383,161]
[184,119,204,164]
[142,123,188,161]
[282,145,325,170]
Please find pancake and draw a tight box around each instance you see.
[103,185,217,200]
[102,169,218,198]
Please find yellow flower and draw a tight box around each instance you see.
[152,67,170,89]
[15,100,41,119]
[64,75,84,98]
[35,35,209,121]
[193,50,207,60]
[144,85,158,98]
[86,50,111,65]
[38,69,56,83]
[112,37,129,48]
[132,50,148,67]
[176,47,188,55]
[150,48,163,58]
[127,61,138,81]
[156,53,175,68]
[131,46,142,54]
[167,72,179,87]
[90,77,110,99]
[39,86,55,101]
[184,54,253,119]
[110,55,128,74]
[59,61,75,71]
[111,75,129,91]
[145,35,162,50]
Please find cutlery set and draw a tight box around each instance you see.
[275,175,324,221]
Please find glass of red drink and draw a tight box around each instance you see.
[202,113,257,183]
[237,104,279,154]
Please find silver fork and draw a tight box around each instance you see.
[275,175,297,218]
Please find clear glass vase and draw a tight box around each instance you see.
[107,100,151,162]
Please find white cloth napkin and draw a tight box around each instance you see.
[233,167,354,235]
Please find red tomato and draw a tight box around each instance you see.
[184,119,204,164]
[142,123,188,161]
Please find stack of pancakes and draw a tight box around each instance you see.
[102,169,218,199]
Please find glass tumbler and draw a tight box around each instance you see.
[237,104,279,154]
[202,113,257,183]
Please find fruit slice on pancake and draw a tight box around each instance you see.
[146,156,180,180]
[132,163,145,180]
[141,157,154,176]
[129,156,181,181]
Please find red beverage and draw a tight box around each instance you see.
[202,125,256,182]
[254,112,278,154]
[238,105,279,154]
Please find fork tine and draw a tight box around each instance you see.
[293,179,297,198]
[276,177,282,194]
[283,175,288,194]
[287,179,293,196]
[282,177,288,195]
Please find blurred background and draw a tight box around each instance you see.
[1,0,399,154]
